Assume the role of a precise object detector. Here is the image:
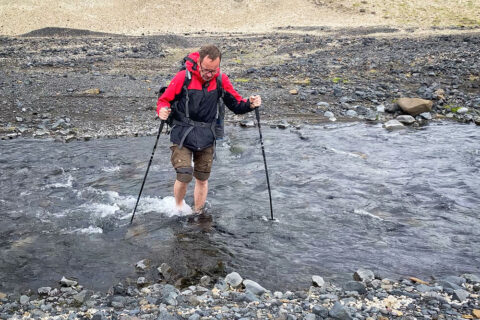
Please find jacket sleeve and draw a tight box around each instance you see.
[221,73,252,114]
[156,71,185,116]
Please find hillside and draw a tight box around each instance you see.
[1,0,479,36]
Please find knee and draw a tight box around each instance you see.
[176,167,193,183]
[194,170,210,181]
[195,177,208,186]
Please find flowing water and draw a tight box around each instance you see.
[1,122,479,293]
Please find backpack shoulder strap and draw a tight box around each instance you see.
[216,72,224,99]
[183,69,192,118]
[183,56,197,71]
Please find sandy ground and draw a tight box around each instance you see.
[0,0,479,36]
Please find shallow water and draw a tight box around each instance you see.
[1,122,479,293]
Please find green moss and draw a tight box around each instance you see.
[234,78,250,83]
[444,105,463,113]
[332,77,348,84]
[451,106,462,113]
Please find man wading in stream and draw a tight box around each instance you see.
[157,44,262,213]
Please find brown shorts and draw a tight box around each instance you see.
[170,144,214,182]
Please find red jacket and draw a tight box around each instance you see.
[156,52,252,151]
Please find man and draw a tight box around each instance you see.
[157,44,261,213]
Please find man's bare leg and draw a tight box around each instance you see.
[194,179,208,213]
[174,179,188,210]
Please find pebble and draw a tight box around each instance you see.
[2,267,476,320]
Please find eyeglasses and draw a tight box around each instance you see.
[199,63,218,76]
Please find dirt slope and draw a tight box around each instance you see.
[1,0,479,36]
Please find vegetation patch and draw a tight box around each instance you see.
[234,78,250,83]
[332,77,349,84]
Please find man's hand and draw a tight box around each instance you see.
[158,107,171,120]
[249,95,262,108]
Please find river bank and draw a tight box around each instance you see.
[1,28,480,142]
[1,26,480,319]
[1,265,479,320]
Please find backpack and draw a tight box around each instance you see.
[158,56,226,139]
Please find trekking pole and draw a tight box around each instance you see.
[130,120,165,224]
[254,108,274,220]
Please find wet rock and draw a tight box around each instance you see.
[365,111,378,121]
[158,262,175,282]
[137,277,148,287]
[34,129,49,137]
[239,120,255,127]
[243,279,267,296]
[324,111,336,121]
[385,103,400,113]
[383,119,405,130]
[353,268,375,283]
[65,135,76,143]
[200,275,211,286]
[38,287,52,296]
[396,115,416,124]
[225,272,243,288]
[317,101,330,108]
[345,110,358,117]
[73,290,88,305]
[397,98,433,116]
[456,107,469,114]
[112,283,127,295]
[51,119,70,130]
[312,275,325,287]
[60,276,78,287]
[135,259,150,271]
[419,112,432,120]
[462,274,480,284]
[276,120,289,129]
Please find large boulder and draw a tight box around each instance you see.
[397,98,433,116]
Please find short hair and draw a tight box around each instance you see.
[199,44,222,62]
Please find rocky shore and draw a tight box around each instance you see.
[1,28,480,142]
[1,27,480,319]
[1,263,479,320]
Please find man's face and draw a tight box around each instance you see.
[199,56,220,82]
